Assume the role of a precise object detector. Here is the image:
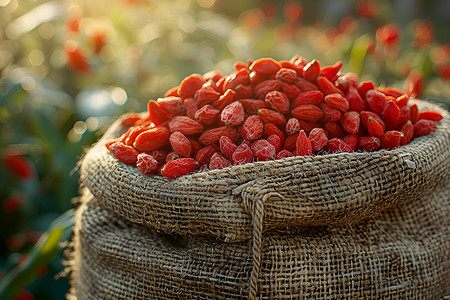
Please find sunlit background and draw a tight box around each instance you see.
[0,0,449,299]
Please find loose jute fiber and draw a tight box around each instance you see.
[69,184,449,299]
[81,100,450,243]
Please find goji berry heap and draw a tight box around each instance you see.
[106,56,444,179]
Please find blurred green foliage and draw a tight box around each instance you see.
[0,0,449,299]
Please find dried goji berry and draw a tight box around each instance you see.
[209,152,232,170]
[157,96,185,116]
[121,113,142,127]
[395,94,408,107]
[213,89,236,111]
[340,111,360,134]
[347,86,366,112]
[124,126,150,146]
[291,105,323,121]
[367,117,385,138]
[161,158,199,179]
[184,98,198,119]
[275,68,297,83]
[251,139,276,161]
[303,59,321,82]
[267,134,282,153]
[417,110,443,121]
[146,149,167,165]
[357,81,375,98]
[290,55,308,70]
[319,61,342,82]
[292,90,324,108]
[233,61,247,70]
[232,143,253,165]
[258,108,287,128]
[366,89,387,115]
[221,101,245,126]
[194,105,220,125]
[136,153,159,174]
[265,91,290,114]
[276,150,293,159]
[169,116,204,135]
[284,133,298,152]
[377,87,405,98]
[240,99,267,115]
[195,144,218,165]
[134,127,170,152]
[219,136,238,160]
[254,79,282,99]
[400,120,414,143]
[178,74,204,98]
[381,131,403,150]
[413,119,437,137]
[249,71,270,85]
[281,83,302,100]
[319,103,341,122]
[360,111,386,131]
[336,72,359,93]
[409,103,419,124]
[280,60,304,76]
[203,70,223,82]
[110,142,139,164]
[164,86,179,97]
[316,76,345,96]
[147,100,168,125]
[235,84,254,99]
[324,121,345,139]
[194,86,221,107]
[263,123,285,145]
[224,68,250,91]
[308,128,328,153]
[383,100,400,130]
[296,130,313,156]
[324,138,353,153]
[294,77,318,92]
[343,133,358,151]
[199,126,238,145]
[250,57,282,75]
[286,118,301,135]
[357,136,380,152]
[169,131,192,158]
[239,115,264,141]
[324,93,349,112]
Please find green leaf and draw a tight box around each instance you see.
[348,34,371,75]
[0,210,74,300]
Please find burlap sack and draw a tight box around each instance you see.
[69,185,449,299]
[81,100,450,243]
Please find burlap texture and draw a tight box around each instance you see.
[80,100,450,243]
[69,185,449,299]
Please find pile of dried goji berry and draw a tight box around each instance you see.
[105,56,443,179]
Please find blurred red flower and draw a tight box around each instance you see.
[2,150,36,180]
[2,194,24,213]
[412,20,434,48]
[356,0,376,19]
[284,1,303,23]
[258,4,277,21]
[65,44,91,74]
[435,63,450,79]
[376,24,401,47]
[89,30,107,54]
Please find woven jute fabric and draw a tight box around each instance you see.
[69,185,449,299]
[80,100,450,243]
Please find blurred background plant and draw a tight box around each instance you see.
[0,0,448,298]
